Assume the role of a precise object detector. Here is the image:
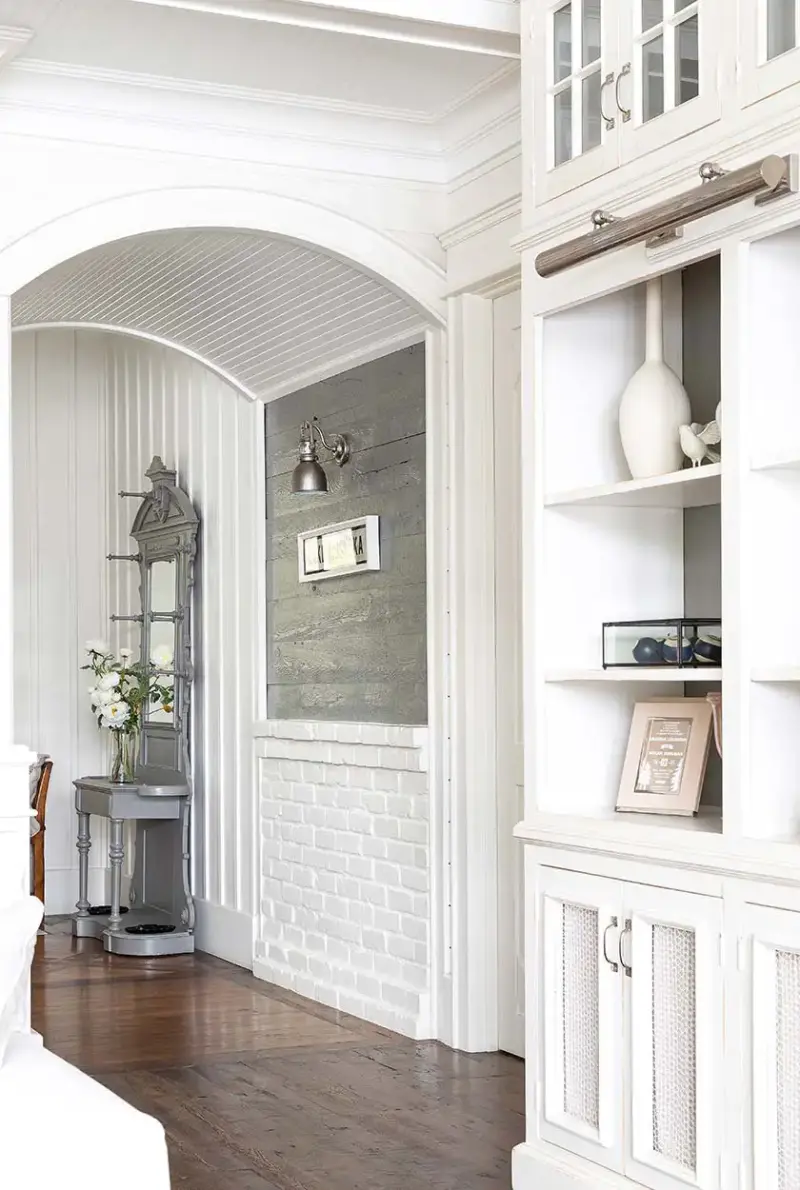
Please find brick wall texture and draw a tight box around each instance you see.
[253,720,431,1038]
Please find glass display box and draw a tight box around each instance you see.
[602,618,723,669]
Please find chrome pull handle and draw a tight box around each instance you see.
[600,72,616,130]
[619,918,632,977]
[602,916,619,972]
[616,62,632,122]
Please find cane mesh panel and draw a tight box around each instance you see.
[561,903,600,1129]
[776,950,800,1190]
[651,924,697,1171]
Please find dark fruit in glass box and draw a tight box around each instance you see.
[693,634,722,665]
[632,636,663,665]
[662,635,694,664]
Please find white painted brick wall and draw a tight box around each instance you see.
[253,720,431,1038]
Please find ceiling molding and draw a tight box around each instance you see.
[124,0,520,57]
[0,26,33,70]
[439,193,521,250]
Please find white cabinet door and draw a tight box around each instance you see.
[624,884,723,1190]
[742,903,800,1190]
[537,866,624,1172]
[739,0,800,107]
[619,0,722,165]
[532,0,621,202]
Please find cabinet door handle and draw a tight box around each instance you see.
[600,72,616,130]
[619,918,632,977]
[602,916,619,972]
[616,62,632,122]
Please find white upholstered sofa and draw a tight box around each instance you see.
[1,751,171,1189]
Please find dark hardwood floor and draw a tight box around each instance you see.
[32,923,524,1189]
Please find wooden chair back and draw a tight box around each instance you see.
[31,759,52,905]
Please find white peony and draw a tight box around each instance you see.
[119,647,134,660]
[99,672,120,690]
[102,700,130,727]
[151,644,174,671]
[86,639,110,655]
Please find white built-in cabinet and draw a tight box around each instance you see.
[740,0,800,107]
[532,0,719,202]
[742,902,800,1190]
[537,866,722,1190]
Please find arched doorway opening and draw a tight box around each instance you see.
[3,192,448,1043]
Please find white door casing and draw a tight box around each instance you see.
[495,288,525,1059]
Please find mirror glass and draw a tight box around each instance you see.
[150,558,177,613]
[148,614,176,723]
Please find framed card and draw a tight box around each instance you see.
[616,698,714,816]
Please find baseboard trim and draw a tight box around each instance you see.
[44,866,107,916]
[194,899,254,969]
[512,1143,628,1190]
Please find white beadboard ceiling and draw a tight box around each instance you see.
[11,229,428,400]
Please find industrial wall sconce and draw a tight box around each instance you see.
[291,416,351,494]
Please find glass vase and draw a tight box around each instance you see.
[110,729,140,784]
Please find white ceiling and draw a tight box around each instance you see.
[11,229,428,400]
[0,0,513,118]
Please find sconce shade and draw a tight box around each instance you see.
[291,457,329,494]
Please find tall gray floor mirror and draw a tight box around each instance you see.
[72,456,200,956]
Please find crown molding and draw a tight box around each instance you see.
[124,0,520,58]
[439,193,521,250]
[0,26,32,69]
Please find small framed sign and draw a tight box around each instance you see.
[616,698,713,816]
[297,516,380,583]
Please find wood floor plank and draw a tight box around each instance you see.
[33,925,524,1189]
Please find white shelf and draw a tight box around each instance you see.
[545,667,722,683]
[751,454,800,473]
[544,464,721,510]
[752,667,800,683]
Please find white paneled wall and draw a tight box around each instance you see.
[104,337,263,960]
[12,329,263,959]
[12,329,110,914]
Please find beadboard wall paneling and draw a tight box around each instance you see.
[104,336,263,918]
[12,329,109,914]
[12,230,428,402]
[266,343,427,724]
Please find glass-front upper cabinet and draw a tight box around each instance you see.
[618,0,721,163]
[739,0,800,106]
[532,0,722,204]
[533,0,620,201]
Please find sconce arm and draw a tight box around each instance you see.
[311,417,350,466]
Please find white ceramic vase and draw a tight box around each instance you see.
[618,277,691,479]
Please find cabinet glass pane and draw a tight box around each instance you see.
[554,4,573,81]
[561,904,600,1128]
[651,925,697,1172]
[767,0,797,60]
[676,15,699,105]
[642,0,662,31]
[583,0,601,65]
[642,35,665,121]
[776,950,800,1190]
[554,86,573,165]
[582,70,602,151]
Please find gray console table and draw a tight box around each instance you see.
[71,456,199,958]
[73,773,194,956]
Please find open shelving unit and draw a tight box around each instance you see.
[529,258,724,832]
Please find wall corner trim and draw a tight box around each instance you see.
[194,898,255,970]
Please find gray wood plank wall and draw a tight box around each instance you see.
[265,343,427,724]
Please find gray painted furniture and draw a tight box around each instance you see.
[72,457,199,956]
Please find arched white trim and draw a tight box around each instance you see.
[12,322,260,402]
[0,188,446,324]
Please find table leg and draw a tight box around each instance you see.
[75,812,91,917]
[108,819,124,931]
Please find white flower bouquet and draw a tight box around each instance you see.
[83,641,175,782]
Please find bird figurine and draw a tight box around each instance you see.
[679,419,721,468]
